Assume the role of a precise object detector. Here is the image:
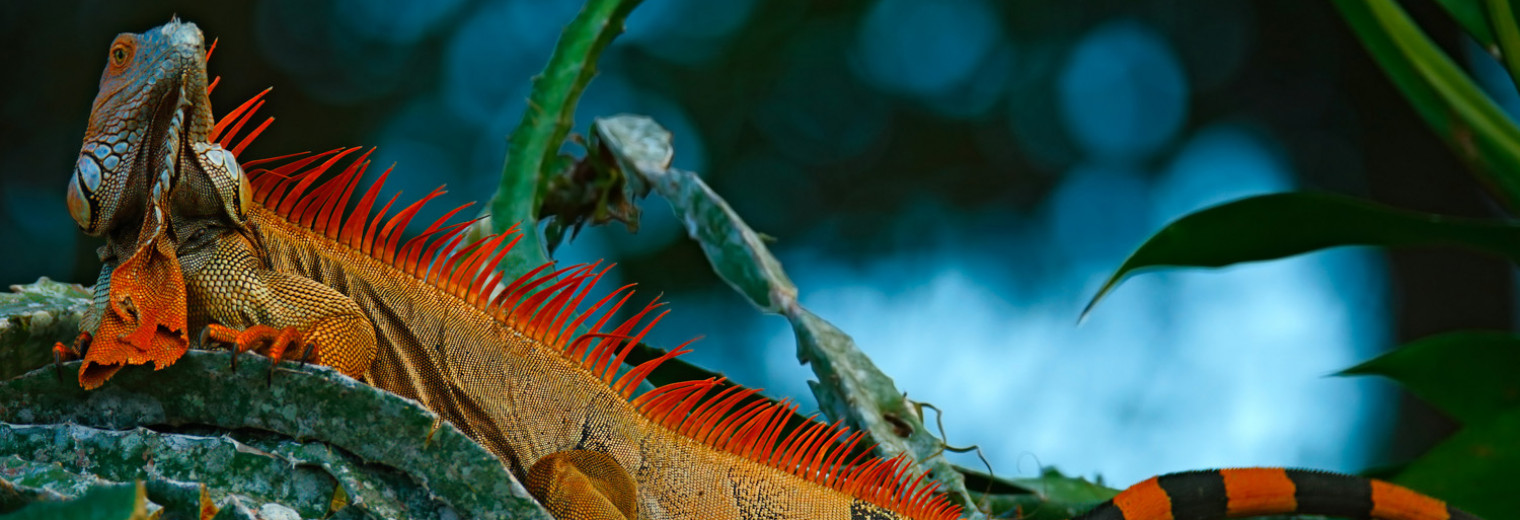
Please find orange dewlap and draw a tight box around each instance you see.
[1114,476,1173,520]
[1220,468,1297,516]
[78,211,190,389]
[1371,479,1450,520]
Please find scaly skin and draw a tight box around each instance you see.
[59,19,218,388]
[71,20,1483,520]
[63,19,372,388]
[181,192,935,520]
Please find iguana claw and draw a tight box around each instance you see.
[52,332,91,382]
[199,323,305,384]
[296,343,316,368]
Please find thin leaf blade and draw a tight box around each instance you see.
[1085,192,1520,316]
[1340,330,1520,424]
[1437,0,1498,48]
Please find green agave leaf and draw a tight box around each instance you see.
[2,481,144,520]
[0,351,549,520]
[1341,330,1520,425]
[1395,408,1520,519]
[1335,0,1520,208]
[1085,192,1520,316]
[0,278,89,379]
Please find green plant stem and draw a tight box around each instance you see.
[489,0,644,280]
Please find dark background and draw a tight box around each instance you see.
[1,0,1509,486]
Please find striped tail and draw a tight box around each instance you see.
[1075,468,1479,520]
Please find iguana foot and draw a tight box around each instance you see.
[52,332,92,382]
[199,323,308,383]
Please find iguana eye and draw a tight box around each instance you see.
[108,38,134,69]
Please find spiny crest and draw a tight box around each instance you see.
[203,39,274,159]
[214,83,960,520]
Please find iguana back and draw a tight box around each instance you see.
[185,145,958,520]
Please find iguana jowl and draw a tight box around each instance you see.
[64,20,1483,520]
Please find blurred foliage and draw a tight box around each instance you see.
[1335,0,1520,208]
[1087,2,1520,517]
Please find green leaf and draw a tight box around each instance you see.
[1341,331,1520,424]
[1438,0,1498,49]
[1335,0,1520,208]
[1395,408,1520,519]
[2,482,143,520]
[1085,192,1520,316]
[1485,0,1520,87]
[970,468,1116,520]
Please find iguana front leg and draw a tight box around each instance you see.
[175,221,377,379]
[52,261,111,365]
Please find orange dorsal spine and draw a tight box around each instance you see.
[210,77,962,520]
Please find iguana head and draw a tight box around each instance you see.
[68,19,223,241]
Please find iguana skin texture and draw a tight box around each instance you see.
[61,20,252,388]
[72,21,1483,520]
[61,19,334,388]
[187,193,944,520]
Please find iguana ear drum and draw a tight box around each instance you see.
[237,164,252,222]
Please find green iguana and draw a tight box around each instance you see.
[58,19,1481,520]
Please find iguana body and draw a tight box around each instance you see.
[65,20,1480,520]
[61,20,370,388]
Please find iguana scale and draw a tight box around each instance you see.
[60,19,1481,520]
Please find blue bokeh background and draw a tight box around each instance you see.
[2,0,1509,488]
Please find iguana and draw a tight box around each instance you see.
[59,18,262,389]
[58,19,1482,520]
